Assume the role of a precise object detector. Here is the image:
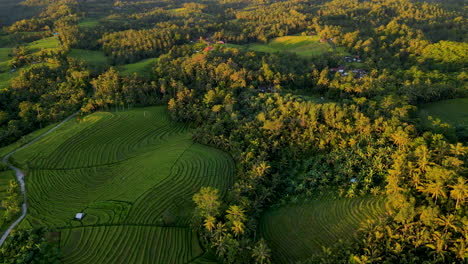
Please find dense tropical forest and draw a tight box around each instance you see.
[0,0,466,263]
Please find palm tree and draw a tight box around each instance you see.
[212,222,227,242]
[226,205,246,222]
[251,239,271,264]
[449,177,467,209]
[204,216,216,232]
[436,214,458,234]
[231,220,245,237]
[417,179,447,204]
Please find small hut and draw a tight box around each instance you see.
[75,213,85,220]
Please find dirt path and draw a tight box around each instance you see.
[0,112,79,247]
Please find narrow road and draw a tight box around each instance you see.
[0,112,79,247]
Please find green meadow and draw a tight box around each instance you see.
[119,57,158,78]
[234,35,349,58]
[259,194,386,263]
[8,106,234,263]
[26,37,60,53]
[420,98,468,126]
[78,18,100,29]
[419,98,468,140]
[69,49,109,72]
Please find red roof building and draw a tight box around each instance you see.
[203,46,214,52]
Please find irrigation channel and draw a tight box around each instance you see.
[0,112,79,247]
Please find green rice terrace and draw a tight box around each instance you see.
[259,194,386,263]
[7,106,235,263]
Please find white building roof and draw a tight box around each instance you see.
[75,213,85,220]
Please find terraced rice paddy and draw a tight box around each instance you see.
[60,226,203,264]
[259,195,386,263]
[10,106,235,263]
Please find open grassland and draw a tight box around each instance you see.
[242,35,348,57]
[119,57,158,78]
[60,226,203,264]
[10,106,234,263]
[69,49,109,72]
[259,194,386,263]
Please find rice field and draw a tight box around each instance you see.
[119,57,158,78]
[420,98,468,127]
[78,18,100,29]
[244,35,349,57]
[9,106,235,263]
[26,36,60,53]
[60,226,203,264]
[419,98,468,141]
[69,49,109,72]
[259,194,386,263]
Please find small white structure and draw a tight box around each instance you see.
[75,213,85,220]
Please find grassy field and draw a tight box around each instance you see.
[235,35,349,58]
[419,98,468,141]
[69,49,109,72]
[9,106,234,263]
[78,18,99,29]
[420,98,468,127]
[259,194,386,263]
[119,57,158,78]
[26,36,60,53]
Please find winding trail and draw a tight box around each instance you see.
[0,112,79,247]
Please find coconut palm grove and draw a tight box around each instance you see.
[0,0,466,263]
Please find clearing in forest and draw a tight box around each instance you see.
[259,194,386,263]
[26,36,60,53]
[9,106,235,263]
[119,57,158,78]
[420,98,468,128]
[236,35,349,57]
[69,49,109,72]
